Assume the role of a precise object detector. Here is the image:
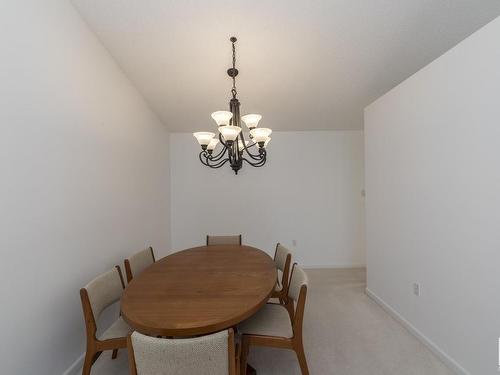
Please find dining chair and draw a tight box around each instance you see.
[270,243,292,307]
[238,263,309,375]
[206,234,242,246]
[80,266,132,375]
[124,246,156,283]
[127,329,237,375]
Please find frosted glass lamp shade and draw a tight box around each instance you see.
[193,132,215,147]
[241,114,262,129]
[211,111,233,126]
[219,126,241,142]
[207,138,219,151]
[263,137,271,147]
[249,127,272,143]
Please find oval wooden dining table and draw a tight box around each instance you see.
[121,244,276,373]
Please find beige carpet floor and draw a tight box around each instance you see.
[90,268,455,375]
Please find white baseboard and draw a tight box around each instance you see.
[303,264,366,269]
[365,288,470,375]
[61,353,84,375]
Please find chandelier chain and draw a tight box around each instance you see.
[231,39,237,98]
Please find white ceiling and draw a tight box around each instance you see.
[72,0,500,132]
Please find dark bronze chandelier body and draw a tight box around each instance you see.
[194,37,271,175]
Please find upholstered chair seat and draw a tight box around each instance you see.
[99,316,132,341]
[238,304,293,338]
[127,329,237,375]
[274,269,284,291]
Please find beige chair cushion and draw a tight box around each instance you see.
[274,269,284,291]
[131,330,230,375]
[274,281,283,293]
[128,248,154,280]
[207,235,241,246]
[238,304,293,338]
[99,316,132,341]
[288,265,308,302]
[84,267,123,319]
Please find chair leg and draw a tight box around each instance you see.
[82,350,95,375]
[235,342,241,375]
[112,349,118,359]
[91,351,102,365]
[285,299,294,321]
[294,340,309,375]
[239,336,250,375]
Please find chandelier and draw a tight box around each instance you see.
[193,37,272,175]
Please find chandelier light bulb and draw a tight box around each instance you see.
[249,127,272,143]
[211,111,233,127]
[219,125,241,142]
[193,132,215,149]
[241,114,262,130]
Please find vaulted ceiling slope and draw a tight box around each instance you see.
[72,1,500,131]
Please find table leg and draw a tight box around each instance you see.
[246,364,257,375]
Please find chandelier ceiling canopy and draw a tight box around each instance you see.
[193,37,271,175]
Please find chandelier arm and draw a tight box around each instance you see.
[208,145,228,162]
[210,158,231,168]
[199,151,212,167]
[241,133,260,160]
[207,158,231,169]
[238,132,262,158]
[199,151,231,169]
[242,156,266,167]
[242,146,264,160]
[242,149,266,166]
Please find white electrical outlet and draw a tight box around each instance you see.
[413,283,421,296]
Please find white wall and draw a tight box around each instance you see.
[170,131,365,267]
[0,1,170,374]
[365,16,500,375]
